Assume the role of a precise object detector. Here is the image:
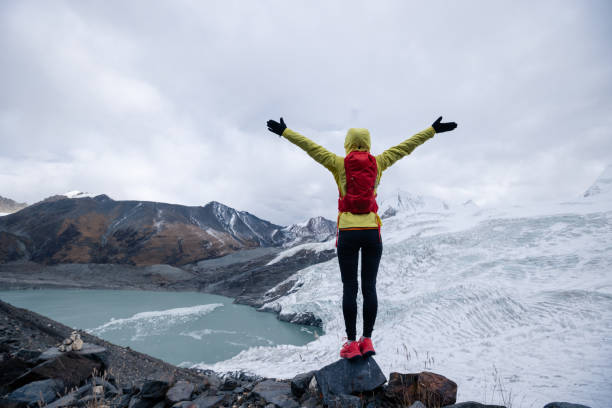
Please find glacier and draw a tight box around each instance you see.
[193,174,612,407]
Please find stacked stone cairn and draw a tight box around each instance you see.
[57,330,84,352]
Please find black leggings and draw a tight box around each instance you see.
[337,229,383,340]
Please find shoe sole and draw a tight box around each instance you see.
[341,353,362,360]
[361,350,376,358]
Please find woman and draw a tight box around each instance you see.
[266,116,457,360]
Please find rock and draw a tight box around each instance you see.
[43,391,79,408]
[0,399,28,408]
[11,352,103,389]
[72,337,84,351]
[233,387,244,394]
[191,394,225,408]
[123,386,136,395]
[221,377,239,391]
[13,349,41,363]
[62,338,73,345]
[409,402,427,408]
[384,371,457,407]
[75,383,93,397]
[140,380,169,400]
[199,373,222,392]
[171,402,196,408]
[324,393,362,408]
[252,380,298,408]
[151,402,165,408]
[0,358,30,391]
[92,376,119,396]
[313,357,386,406]
[128,396,158,408]
[441,403,505,408]
[115,394,133,408]
[4,378,64,407]
[38,342,108,367]
[76,395,98,406]
[543,403,592,408]
[166,381,195,403]
[278,311,322,327]
[298,395,319,408]
[290,370,315,398]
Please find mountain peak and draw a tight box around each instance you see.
[0,195,28,214]
[63,191,97,199]
[583,164,612,198]
[378,190,450,219]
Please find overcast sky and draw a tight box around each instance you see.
[1,1,611,225]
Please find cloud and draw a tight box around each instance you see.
[1,0,611,225]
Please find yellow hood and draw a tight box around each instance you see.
[344,128,371,154]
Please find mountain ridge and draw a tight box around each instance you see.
[0,193,335,266]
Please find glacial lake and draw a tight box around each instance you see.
[0,289,322,366]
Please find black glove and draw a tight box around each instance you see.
[432,116,457,133]
[267,117,287,136]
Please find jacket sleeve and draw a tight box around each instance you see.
[281,128,340,174]
[376,126,436,172]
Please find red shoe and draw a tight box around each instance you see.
[358,337,376,357]
[340,340,362,360]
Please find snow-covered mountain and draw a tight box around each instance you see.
[280,216,336,247]
[584,164,612,198]
[0,195,27,215]
[0,193,336,265]
[194,167,612,408]
[377,190,451,218]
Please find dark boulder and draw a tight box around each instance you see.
[3,378,64,407]
[252,380,299,408]
[384,371,457,407]
[290,370,315,398]
[166,381,195,403]
[543,403,592,408]
[10,352,102,390]
[13,350,41,364]
[38,343,108,367]
[43,391,79,408]
[91,376,119,397]
[0,358,30,392]
[128,396,158,408]
[220,377,239,391]
[140,380,169,400]
[323,393,362,408]
[190,393,225,408]
[313,357,386,405]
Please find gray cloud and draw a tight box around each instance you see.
[1,0,611,225]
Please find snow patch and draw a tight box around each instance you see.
[63,190,97,199]
[266,239,335,266]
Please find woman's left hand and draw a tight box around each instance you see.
[267,117,287,136]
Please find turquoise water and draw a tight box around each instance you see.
[0,289,322,366]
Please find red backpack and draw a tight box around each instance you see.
[338,151,379,214]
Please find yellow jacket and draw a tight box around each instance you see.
[281,126,436,229]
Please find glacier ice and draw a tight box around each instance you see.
[194,191,612,407]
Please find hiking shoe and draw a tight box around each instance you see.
[358,337,376,357]
[340,340,362,360]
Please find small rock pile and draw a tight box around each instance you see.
[56,330,84,352]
